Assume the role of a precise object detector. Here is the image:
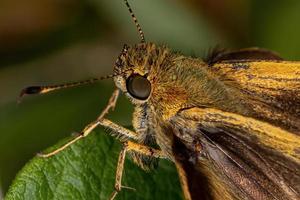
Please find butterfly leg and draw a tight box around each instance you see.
[109,141,165,200]
[38,89,121,158]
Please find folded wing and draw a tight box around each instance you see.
[170,107,300,200]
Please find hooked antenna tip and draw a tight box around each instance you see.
[18,86,43,104]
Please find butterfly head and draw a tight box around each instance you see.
[113,42,170,104]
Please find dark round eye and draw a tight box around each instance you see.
[126,74,151,100]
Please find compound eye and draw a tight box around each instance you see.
[126,74,151,100]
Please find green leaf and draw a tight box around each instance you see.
[5,130,182,200]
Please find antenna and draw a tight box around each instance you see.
[18,74,114,102]
[18,68,132,103]
[123,0,146,43]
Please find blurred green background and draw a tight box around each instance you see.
[1,0,300,197]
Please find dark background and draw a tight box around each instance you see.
[1,0,300,197]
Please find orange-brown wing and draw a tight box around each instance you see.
[211,60,300,133]
[170,107,300,200]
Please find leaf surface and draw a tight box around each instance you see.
[5,131,182,200]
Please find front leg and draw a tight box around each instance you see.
[109,141,166,200]
[39,118,139,158]
[38,89,137,157]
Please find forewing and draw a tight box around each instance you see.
[211,60,300,133]
[170,107,300,200]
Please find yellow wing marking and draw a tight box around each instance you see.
[180,107,300,163]
[213,61,300,96]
